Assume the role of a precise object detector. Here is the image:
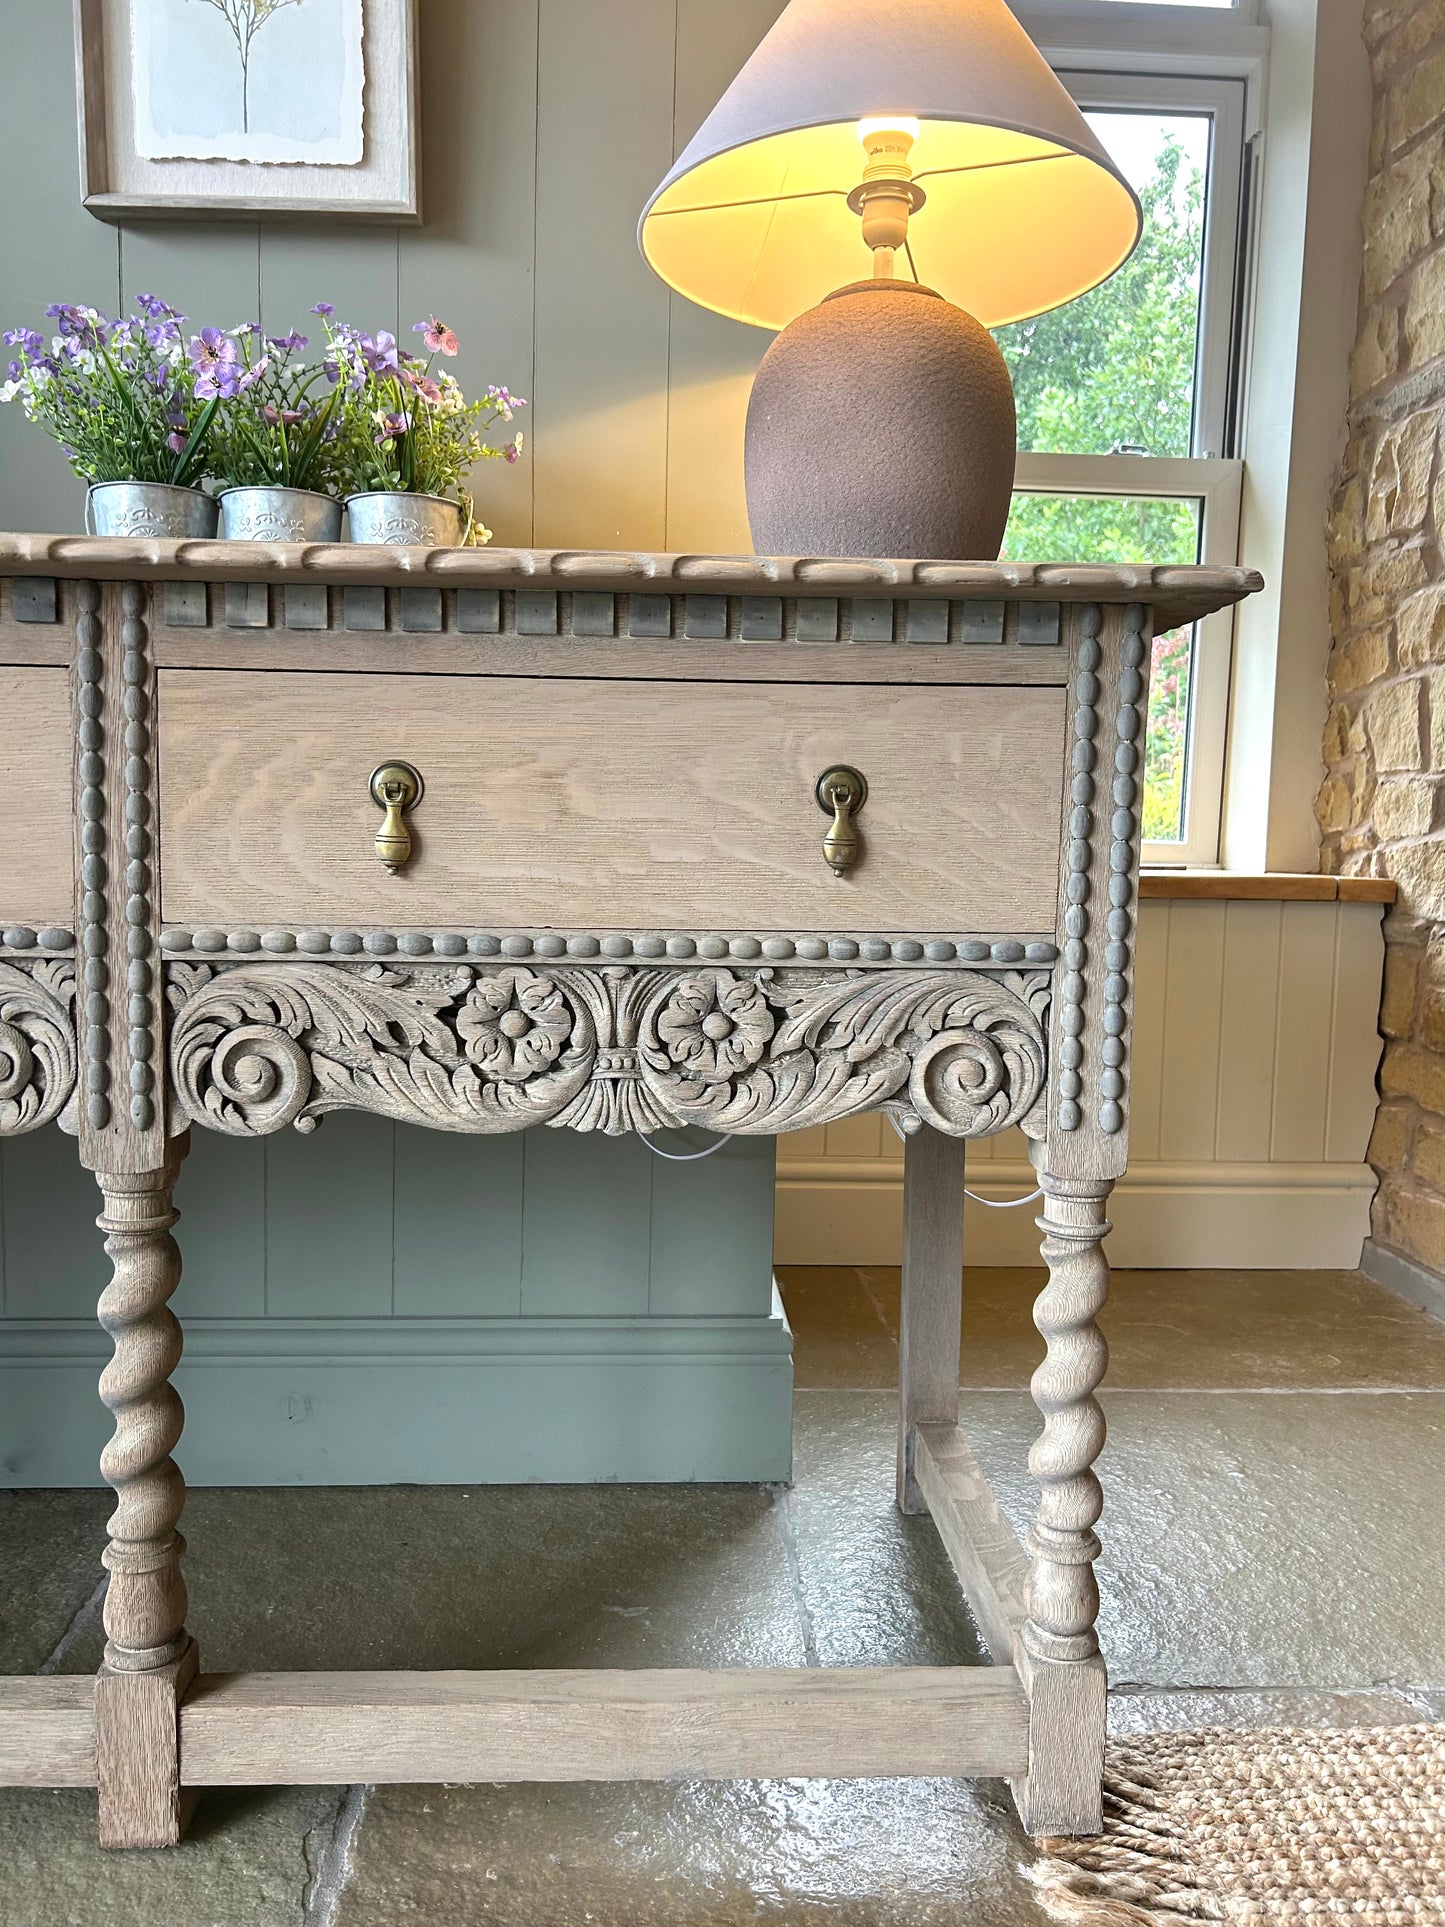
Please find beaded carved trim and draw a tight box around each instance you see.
[158,927,1060,968]
[1098,605,1147,1135]
[75,582,111,1132]
[119,582,157,1133]
[1054,606,1101,1133]
[0,927,76,954]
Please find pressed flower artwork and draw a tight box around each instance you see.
[131,0,365,166]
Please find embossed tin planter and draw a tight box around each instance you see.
[87,482,218,539]
[219,487,343,544]
[346,491,464,548]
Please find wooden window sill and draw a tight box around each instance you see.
[1139,871,1395,904]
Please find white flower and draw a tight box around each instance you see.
[0,379,23,404]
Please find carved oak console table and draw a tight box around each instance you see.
[0,535,1259,1847]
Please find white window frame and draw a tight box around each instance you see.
[1014,452,1242,864]
[1001,19,1261,865]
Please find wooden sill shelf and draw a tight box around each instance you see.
[1139,872,1395,904]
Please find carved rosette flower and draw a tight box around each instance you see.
[457,971,575,1082]
[655,972,775,1081]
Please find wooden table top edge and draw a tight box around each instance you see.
[0,535,1263,633]
[1139,871,1396,904]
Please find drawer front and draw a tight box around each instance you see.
[0,667,74,930]
[158,671,1065,934]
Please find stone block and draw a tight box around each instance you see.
[1381,1040,1445,1112]
[1329,626,1389,695]
[1367,412,1437,539]
[1422,984,1445,1052]
[1382,941,1424,1036]
[1368,1099,1416,1173]
[1350,305,1400,393]
[1389,44,1445,156]
[1375,776,1440,840]
[1361,132,1442,297]
[1429,667,1445,767]
[1380,1175,1445,1271]
[1315,776,1352,834]
[1391,835,1445,920]
[1365,676,1425,769]
[1398,587,1445,666]
[1412,1117,1445,1191]
[1404,246,1445,364]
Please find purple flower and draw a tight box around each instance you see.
[136,293,177,320]
[263,404,308,427]
[372,408,410,443]
[189,327,243,399]
[267,330,309,354]
[311,302,336,317]
[167,431,189,453]
[230,322,264,339]
[361,330,400,375]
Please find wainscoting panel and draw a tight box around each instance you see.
[776,900,1386,1268]
[0,1131,789,1488]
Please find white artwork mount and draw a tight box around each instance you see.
[73,0,418,221]
[131,0,364,167]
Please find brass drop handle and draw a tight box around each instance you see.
[370,761,424,874]
[814,765,868,876]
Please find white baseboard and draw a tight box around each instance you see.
[775,1158,1378,1269]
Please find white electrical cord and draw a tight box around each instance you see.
[883,1111,1042,1208]
[639,1130,730,1162]
[640,1121,1043,1203]
[964,1184,1043,1210]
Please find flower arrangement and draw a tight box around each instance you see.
[324,310,525,540]
[1,295,219,488]
[200,317,350,494]
[1,293,526,546]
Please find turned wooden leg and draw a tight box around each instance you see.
[896,1125,965,1514]
[1017,1168,1111,1837]
[93,1135,197,1849]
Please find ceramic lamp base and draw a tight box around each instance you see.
[744,279,1017,561]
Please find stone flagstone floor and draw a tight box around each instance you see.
[2,1263,1443,1925]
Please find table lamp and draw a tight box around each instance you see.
[639,0,1142,561]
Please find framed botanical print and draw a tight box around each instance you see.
[73,0,420,221]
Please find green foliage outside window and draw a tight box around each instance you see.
[992,137,1206,842]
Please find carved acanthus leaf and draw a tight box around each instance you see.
[166,961,1049,1141]
[0,959,78,1136]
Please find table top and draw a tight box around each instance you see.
[0,535,1263,635]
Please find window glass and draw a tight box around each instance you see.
[994,112,1210,458]
[1000,491,1201,843]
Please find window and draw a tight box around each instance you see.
[1001,12,1256,865]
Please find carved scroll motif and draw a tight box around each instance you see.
[0,958,78,1135]
[167,961,1050,1141]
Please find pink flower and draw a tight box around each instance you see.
[416,315,459,356]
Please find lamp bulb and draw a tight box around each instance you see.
[856,117,920,149]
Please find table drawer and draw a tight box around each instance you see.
[157,671,1065,934]
[1,667,74,931]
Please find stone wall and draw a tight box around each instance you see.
[1320,0,1445,1275]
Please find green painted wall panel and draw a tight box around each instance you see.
[649,1136,779,1318]
[521,1129,654,1316]
[263,1115,397,1318]
[0,0,792,1482]
[393,1126,525,1318]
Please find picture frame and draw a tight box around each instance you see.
[72,0,420,223]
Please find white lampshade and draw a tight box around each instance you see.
[639,0,1142,331]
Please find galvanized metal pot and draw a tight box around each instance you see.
[346,492,464,548]
[88,482,218,540]
[219,487,343,543]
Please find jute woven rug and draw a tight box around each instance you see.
[1028,1723,1445,1924]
